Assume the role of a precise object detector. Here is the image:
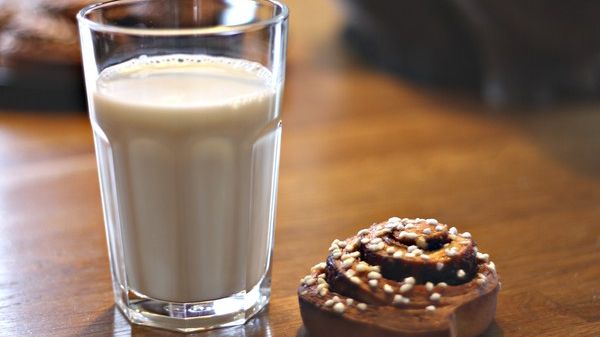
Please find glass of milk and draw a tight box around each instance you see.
[77,0,287,332]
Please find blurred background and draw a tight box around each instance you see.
[0,0,89,110]
[1,0,599,110]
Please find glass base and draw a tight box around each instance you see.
[114,277,270,333]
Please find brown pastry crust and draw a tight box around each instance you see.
[0,12,80,66]
[0,0,97,67]
[362,221,478,285]
[38,0,97,20]
[298,218,499,337]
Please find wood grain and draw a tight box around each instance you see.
[1,0,599,336]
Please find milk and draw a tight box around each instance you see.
[91,55,281,303]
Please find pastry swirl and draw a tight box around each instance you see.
[298,217,499,337]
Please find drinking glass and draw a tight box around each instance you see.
[77,0,288,332]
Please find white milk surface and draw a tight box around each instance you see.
[92,55,281,303]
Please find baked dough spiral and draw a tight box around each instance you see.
[298,217,499,337]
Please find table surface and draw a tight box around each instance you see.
[1,1,600,336]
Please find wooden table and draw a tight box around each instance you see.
[1,1,599,336]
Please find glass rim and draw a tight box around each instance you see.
[77,0,289,36]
